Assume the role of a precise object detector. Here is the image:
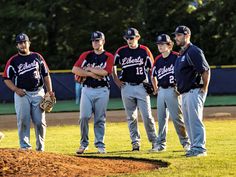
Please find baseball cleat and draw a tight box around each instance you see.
[151,145,166,152]
[132,143,140,151]
[186,150,207,157]
[183,144,191,152]
[97,147,106,154]
[76,146,88,154]
[20,147,32,151]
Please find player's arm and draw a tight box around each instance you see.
[4,79,26,97]
[201,69,211,93]
[112,66,124,88]
[72,66,102,79]
[85,67,108,77]
[86,53,114,77]
[151,77,158,95]
[43,75,54,96]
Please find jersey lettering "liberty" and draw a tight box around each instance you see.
[3,52,49,91]
[152,51,178,88]
[114,45,154,83]
[74,50,114,88]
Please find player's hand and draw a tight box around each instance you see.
[88,71,102,80]
[174,87,180,96]
[200,87,207,93]
[15,88,26,97]
[153,87,158,95]
[115,79,125,88]
[47,91,55,97]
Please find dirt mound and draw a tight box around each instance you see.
[0,148,165,177]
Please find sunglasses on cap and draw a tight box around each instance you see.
[125,36,135,40]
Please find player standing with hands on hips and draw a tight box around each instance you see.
[173,26,210,157]
[3,33,54,151]
[113,28,158,151]
[151,34,190,152]
[72,31,114,154]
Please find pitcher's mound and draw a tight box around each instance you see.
[0,148,167,177]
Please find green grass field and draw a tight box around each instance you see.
[1,95,236,115]
[1,119,236,176]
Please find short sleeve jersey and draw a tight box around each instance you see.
[152,51,178,88]
[74,50,114,88]
[114,45,154,83]
[3,52,49,91]
[174,43,210,94]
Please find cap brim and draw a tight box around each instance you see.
[16,40,29,43]
[90,38,103,41]
[156,42,168,44]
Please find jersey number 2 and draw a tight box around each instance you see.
[169,75,174,83]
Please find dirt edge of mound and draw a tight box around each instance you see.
[0,148,168,177]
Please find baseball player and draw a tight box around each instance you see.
[151,34,190,152]
[173,25,210,157]
[72,31,114,154]
[113,28,158,151]
[3,33,54,151]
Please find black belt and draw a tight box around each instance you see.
[191,85,203,89]
[84,84,107,88]
[159,84,175,89]
[25,87,42,92]
[125,82,142,86]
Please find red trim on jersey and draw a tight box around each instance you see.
[31,52,50,72]
[74,50,93,67]
[114,45,129,56]
[154,54,162,65]
[104,51,114,74]
[3,54,18,78]
[139,45,154,64]
[151,54,162,76]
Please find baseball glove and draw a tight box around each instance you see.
[143,82,154,95]
[40,92,56,112]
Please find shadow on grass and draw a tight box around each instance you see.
[75,153,170,169]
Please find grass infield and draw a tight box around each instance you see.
[1,119,236,176]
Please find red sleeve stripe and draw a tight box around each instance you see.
[114,45,128,56]
[151,54,162,77]
[32,52,50,73]
[154,54,162,65]
[104,52,114,74]
[140,45,154,64]
[74,50,92,67]
[3,54,18,78]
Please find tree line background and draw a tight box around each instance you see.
[0,0,235,71]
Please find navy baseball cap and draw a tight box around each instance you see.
[156,34,172,44]
[91,31,105,41]
[16,33,30,43]
[123,28,140,39]
[172,25,191,35]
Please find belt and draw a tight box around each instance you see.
[25,87,42,92]
[125,82,142,86]
[190,85,203,89]
[159,84,175,89]
[84,85,107,88]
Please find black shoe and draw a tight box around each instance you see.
[132,143,140,151]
